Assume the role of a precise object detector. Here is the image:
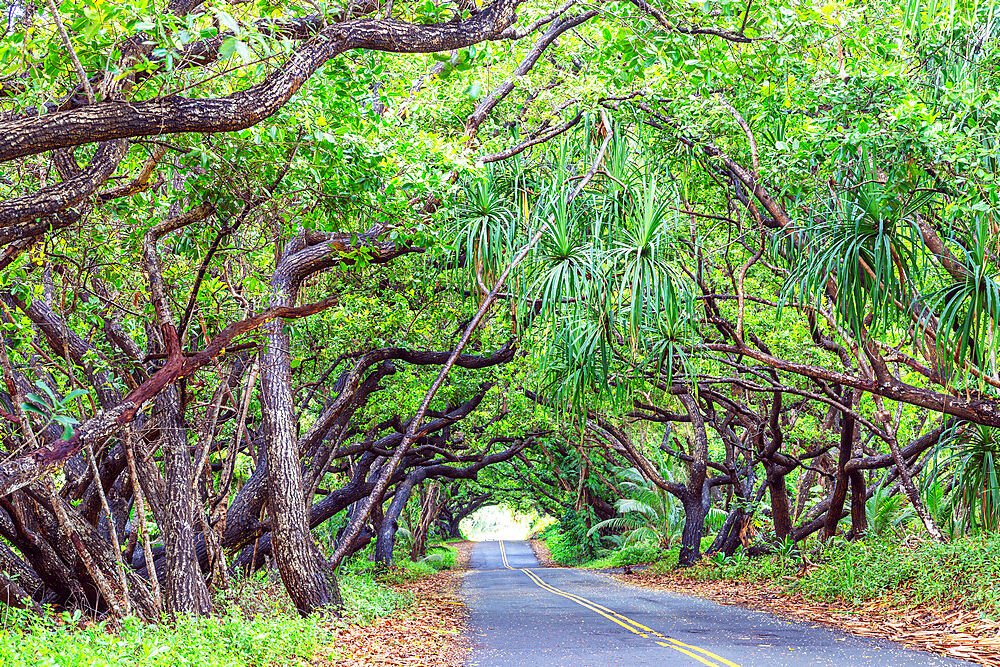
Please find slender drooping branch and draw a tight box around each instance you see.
[44,0,96,104]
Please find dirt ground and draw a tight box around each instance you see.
[313,541,475,667]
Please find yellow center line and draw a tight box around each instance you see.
[496,540,741,667]
[523,570,741,667]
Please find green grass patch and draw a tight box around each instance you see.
[673,534,1000,615]
[340,572,413,623]
[378,543,459,583]
[0,564,426,666]
[0,605,329,667]
[342,542,459,587]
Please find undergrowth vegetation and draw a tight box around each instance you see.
[0,542,461,666]
[541,521,678,568]
[661,535,1000,616]
[578,543,670,569]
[539,513,601,566]
[0,579,332,667]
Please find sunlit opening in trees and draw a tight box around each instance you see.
[461,506,547,541]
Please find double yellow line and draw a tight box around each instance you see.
[497,540,740,667]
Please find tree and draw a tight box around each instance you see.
[588,466,683,549]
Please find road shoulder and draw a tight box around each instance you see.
[606,569,1000,666]
[314,541,474,666]
[527,537,560,567]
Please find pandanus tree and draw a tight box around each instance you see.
[450,0,1000,564]
[948,425,1000,533]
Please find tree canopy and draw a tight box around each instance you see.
[0,0,999,622]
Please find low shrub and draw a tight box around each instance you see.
[795,535,1000,613]
[543,507,603,565]
[0,605,329,667]
[544,530,582,566]
[676,534,1000,615]
[0,557,431,666]
[352,542,459,585]
[581,542,667,569]
[340,573,413,622]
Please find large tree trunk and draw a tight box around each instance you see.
[706,467,754,557]
[849,469,867,538]
[154,389,213,616]
[261,316,341,615]
[677,394,710,567]
[678,490,708,567]
[446,514,464,539]
[411,481,442,561]
[374,470,426,565]
[767,469,792,540]
[823,396,856,540]
[706,505,744,557]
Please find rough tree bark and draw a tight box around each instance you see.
[374,469,427,565]
[410,481,442,561]
[260,245,341,615]
[823,392,856,540]
[677,394,710,567]
[153,389,214,616]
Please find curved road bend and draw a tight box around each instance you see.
[463,540,970,667]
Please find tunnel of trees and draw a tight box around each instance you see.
[0,0,999,624]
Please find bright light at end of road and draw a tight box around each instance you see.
[460,506,552,540]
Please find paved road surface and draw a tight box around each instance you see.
[463,540,970,666]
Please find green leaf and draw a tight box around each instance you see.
[34,380,57,403]
[21,403,47,418]
[219,37,237,60]
[463,82,481,100]
[25,393,48,408]
[213,9,240,34]
[235,39,251,64]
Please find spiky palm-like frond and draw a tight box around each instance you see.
[587,465,683,548]
[539,310,610,414]
[454,176,518,285]
[924,216,1000,382]
[528,185,598,321]
[778,153,930,337]
[609,177,684,350]
[948,423,1000,533]
[865,484,909,536]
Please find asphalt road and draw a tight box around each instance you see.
[462,540,971,667]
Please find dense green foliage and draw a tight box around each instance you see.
[539,507,603,564]
[0,608,327,667]
[673,535,1000,615]
[4,0,1000,652]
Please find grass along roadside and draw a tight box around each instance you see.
[0,542,470,667]
[528,537,560,567]
[0,574,343,667]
